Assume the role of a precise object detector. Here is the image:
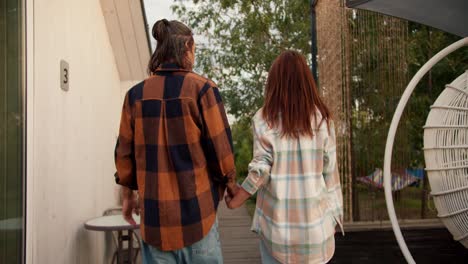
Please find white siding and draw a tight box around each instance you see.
[101,0,151,81]
[26,0,144,263]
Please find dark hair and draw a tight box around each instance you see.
[148,19,194,74]
[262,50,331,138]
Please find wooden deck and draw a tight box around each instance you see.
[218,203,468,263]
[218,203,261,264]
[331,227,468,263]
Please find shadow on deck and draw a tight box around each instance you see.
[331,228,468,263]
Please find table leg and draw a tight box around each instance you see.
[117,230,123,264]
[128,230,134,264]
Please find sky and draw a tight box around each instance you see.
[144,0,176,23]
[143,0,176,50]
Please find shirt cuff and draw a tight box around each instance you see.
[114,172,138,190]
[241,171,263,195]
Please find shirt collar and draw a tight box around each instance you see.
[155,63,191,73]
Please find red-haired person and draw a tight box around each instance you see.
[225,50,344,264]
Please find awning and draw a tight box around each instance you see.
[346,0,468,37]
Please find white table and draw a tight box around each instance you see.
[85,214,140,264]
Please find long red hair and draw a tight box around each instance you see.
[262,50,331,138]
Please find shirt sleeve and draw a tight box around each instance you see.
[323,121,344,229]
[114,92,138,190]
[241,118,273,195]
[199,85,236,185]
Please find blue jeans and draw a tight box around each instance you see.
[260,239,282,264]
[141,220,223,264]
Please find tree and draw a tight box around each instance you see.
[173,2,468,219]
[173,0,312,185]
[346,13,467,175]
[173,0,312,120]
[230,118,253,182]
[406,23,468,167]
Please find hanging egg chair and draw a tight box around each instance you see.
[383,38,468,264]
[346,0,468,263]
[423,70,468,248]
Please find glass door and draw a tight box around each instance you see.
[0,0,24,262]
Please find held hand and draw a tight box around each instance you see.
[224,193,236,209]
[225,186,252,210]
[226,183,240,197]
[122,197,139,226]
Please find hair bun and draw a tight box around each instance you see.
[153,19,170,41]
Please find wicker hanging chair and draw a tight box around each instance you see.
[423,70,468,248]
[382,38,468,264]
[345,2,468,263]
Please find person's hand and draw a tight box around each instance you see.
[226,182,240,197]
[225,187,252,210]
[122,196,139,226]
[224,193,236,209]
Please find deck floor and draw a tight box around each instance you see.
[218,203,468,263]
[218,203,261,264]
[330,228,468,263]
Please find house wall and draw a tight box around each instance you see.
[26,0,141,263]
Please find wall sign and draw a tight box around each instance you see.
[60,60,69,91]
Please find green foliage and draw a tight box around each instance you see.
[173,0,312,194]
[231,119,257,208]
[406,23,468,167]
[173,1,468,191]
[173,0,312,120]
[230,118,253,183]
[347,13,411,173]
[348,15,468,175]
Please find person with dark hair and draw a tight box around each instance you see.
[225,50,344,264]
[114,19,237,264]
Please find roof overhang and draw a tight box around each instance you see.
[100,0,151,81]
[346,0,468,37]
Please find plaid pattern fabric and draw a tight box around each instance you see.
[242,110,344,264]
[114,64,236,251]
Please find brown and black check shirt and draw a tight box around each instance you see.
[114,63,236,251]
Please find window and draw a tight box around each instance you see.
[0,0,24,262]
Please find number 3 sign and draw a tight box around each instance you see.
[60,60,69,91]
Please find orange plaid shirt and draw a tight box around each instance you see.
[114,64,236,250]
